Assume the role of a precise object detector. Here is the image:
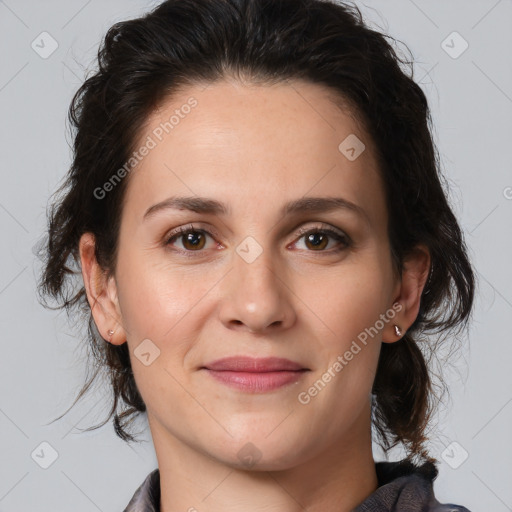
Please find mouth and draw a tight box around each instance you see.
[201,356,310,392]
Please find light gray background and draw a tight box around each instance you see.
[1,0,511,510]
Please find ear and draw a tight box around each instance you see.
[383,243,431,344]
[79,232,126,345]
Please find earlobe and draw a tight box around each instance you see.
[381,302,406,344]
[383,244,431,344]
[79,232,126,345]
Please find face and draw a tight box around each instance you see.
[86,78,411,471]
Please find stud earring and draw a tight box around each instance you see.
[394,324,402,337]
[107,329,115,341]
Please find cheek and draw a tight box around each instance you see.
[295,259,389,342]
[115,258,208,410]
[115,250,212,340]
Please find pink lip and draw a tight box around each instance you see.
[204,356,306,372]
[202,357,309,392]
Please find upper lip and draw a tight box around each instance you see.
[203,356,308,372]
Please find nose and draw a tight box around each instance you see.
[218,247,296,334]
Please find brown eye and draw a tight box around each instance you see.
[166,227,214,251]
[293,227,351,253]
[180,231,206,250]
[304,231,329,250]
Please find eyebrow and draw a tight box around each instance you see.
[143,195,370,224]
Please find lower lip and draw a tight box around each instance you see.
[204,369,308,392]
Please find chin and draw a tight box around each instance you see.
[211,431,310,472]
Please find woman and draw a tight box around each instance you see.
[36,0,475,510]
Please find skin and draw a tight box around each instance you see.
[79,78,430,512]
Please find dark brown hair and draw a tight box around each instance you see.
[35,0,475,463]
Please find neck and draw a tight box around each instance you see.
[150,408,379,512]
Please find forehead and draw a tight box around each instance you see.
[124,78,387,231]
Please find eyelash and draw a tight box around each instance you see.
[164,223,351,257]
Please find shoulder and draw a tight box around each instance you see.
[353,459,472,512]
[123,468,160,512]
